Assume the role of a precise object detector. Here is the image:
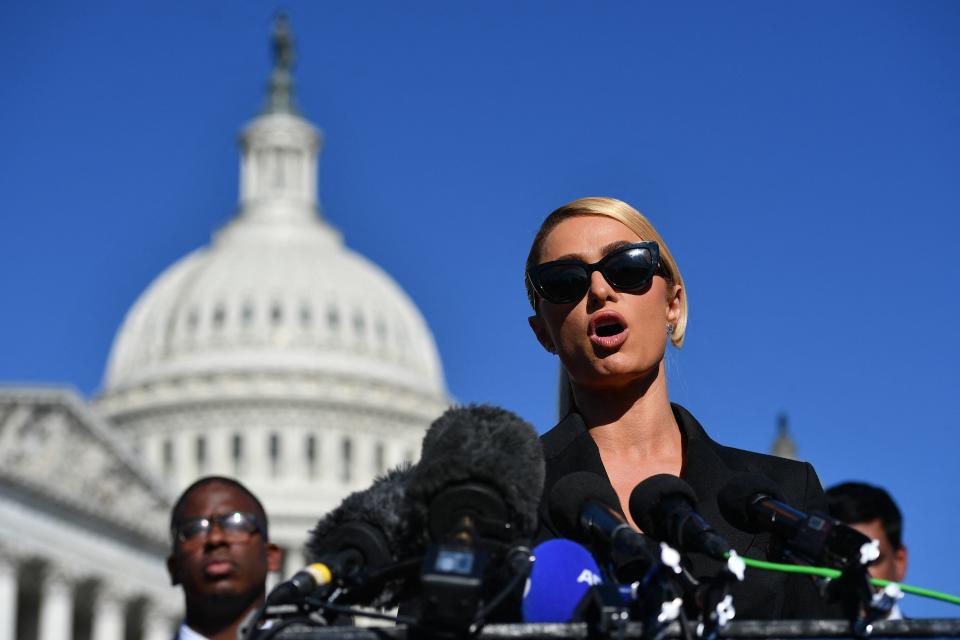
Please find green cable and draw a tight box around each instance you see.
[727,554,960,606]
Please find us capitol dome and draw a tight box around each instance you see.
[95,17,449,567]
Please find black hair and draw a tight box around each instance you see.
[170,475,269,542]
[826,481,903,550]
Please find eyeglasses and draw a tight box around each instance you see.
[527,241,663,305]
[172,511,263,545]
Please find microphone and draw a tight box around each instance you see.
[629,474,731,560]
[522,539,602,623]
[268,463,415,607]
[547,471,659,573]
[408,404,545,545]
[407,404,545,631]
[717,473,876,569]
[265,563,335,607]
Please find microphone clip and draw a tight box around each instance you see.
[416,542,490,636]
[572,583,632,640]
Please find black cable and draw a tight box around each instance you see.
[255,616,325,640]
[362,556,423,585]
[469,567,530,635]
[303,596,417,625]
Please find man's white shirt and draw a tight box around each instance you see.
[176,624,209,640]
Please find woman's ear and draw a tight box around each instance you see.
[666,283,682,326]
[528,314,557,354]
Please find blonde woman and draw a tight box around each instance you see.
[527,197,830,618]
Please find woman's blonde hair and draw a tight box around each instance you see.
[525,197,688,348]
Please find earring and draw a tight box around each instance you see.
[666,323,675,336]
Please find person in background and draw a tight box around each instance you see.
[167,476,282,640]
[827,481,908,619]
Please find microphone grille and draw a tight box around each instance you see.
[628,474,697,538]
[547,472,620,543]
[717,472,784,532]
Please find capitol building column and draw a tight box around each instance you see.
[90,585,125,640]
[0,546,18,640]
[38,566,75,640]
[142,601,177,640]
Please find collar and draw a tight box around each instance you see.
[177,624,209,640]
[542,403,757,556]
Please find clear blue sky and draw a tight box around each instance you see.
[2,1,958,616]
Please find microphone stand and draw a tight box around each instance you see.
[691,552,744,640]
[771,532,895,638]
[635,543,688,640]
[825,559,898,637]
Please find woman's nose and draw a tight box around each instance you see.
[586,270,616,306]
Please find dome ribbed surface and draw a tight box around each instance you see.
[103,218,445,399]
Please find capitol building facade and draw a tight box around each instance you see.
[0,19,449,640]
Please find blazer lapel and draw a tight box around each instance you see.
[542,406,759,556]
[673,404,757,557]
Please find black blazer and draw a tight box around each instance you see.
[538,403,832,620]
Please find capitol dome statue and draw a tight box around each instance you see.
[95,16,449,568]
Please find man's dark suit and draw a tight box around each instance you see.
[538,403,832,619]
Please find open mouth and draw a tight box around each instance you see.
[595,320,625,338]
[589,311,629,350]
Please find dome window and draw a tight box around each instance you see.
[341,437,352,483]
[376,318,388,344]
[374,441,385,475]
[187,309,200,333]
[305,434,318,478]
[269,432,282,477]
[270,302,284,327]
[196,435,207,472]
[353,311,366,336]
[162,439,174,476]
[327,305,340,332]
[241,302,254,327]
[212,305,226,330]
[272,148,285,189]
[300,303,312,329]
[232,433,244,474]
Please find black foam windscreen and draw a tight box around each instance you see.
[547,471,620,544]
[717,472,785,533]
[306,463,415,563]
[628,473,698,538]
[407,404,545,541]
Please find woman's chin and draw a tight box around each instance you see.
[572,361,659,390]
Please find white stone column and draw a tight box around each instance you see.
[176,429,193,491]
[0,549,18,640]
[90,586,125,640]
[206,425,228,476]
[142,603,175,640]
[38,567,74,640]
[290,425,309,482]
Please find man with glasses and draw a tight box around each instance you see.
[167,476,282,639]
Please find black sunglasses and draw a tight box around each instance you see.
[527,241,663,305]
[172,511,263,544]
